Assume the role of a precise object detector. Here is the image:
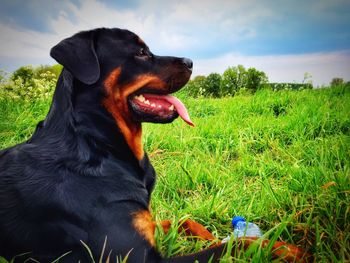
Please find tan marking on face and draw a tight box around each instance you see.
[103,67,166,160]
[132,210,156,247]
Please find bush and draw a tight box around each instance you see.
[11,66,35,88]
[0,75,56,101]
[269,83,313,91]
[184,75,207,97]
[0,65,60,101]
[34,65,62,80]
[330,78,344,86]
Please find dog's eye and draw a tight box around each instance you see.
[136,48,149,58]
[139,48,146,56]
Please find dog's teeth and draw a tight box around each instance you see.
[151,103,156,107]
[169,105,174,111]
[144,100,150,105]
[139,95,145,102]
[135,95,145,102]
[135,95,143,102]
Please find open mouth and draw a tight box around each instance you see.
[128,93,194,126]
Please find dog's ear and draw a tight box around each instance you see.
[50,31,100,85]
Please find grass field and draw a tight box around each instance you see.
[1,86,349,262]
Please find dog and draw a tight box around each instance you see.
[0,28,310,262]
[0,27,225,262]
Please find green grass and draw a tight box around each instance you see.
[1,86,349,262]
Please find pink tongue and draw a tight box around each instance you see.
[144,94,194,126]
[163,95,194,126]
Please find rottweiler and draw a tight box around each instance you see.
[0,28,310,262]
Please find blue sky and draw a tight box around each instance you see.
[0,0,349,86]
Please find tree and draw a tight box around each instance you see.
[202,73,222,97]
[330,78,344,86]
[302,72,312,85]
[185,75,207,97]
[245,67,268,92]
[236,65,247,90]
[221,66,238,95]
[11,66,35,87]
[221,65,270,94]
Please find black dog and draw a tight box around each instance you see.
[0,28,230,262]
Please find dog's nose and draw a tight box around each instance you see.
[182,58,193,70]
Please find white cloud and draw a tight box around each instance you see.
[0,0,348,86]
[0,0,277,60]
[0,24,55,59]
[194,50,350,86]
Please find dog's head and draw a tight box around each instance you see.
[51,28,193,159]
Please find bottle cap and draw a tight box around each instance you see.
[232,216,246,228]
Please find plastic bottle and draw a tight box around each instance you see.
[232,216,262,238]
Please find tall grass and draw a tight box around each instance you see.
[146,86,350,261]
[0,86,349,262]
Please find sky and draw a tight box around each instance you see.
[0,0,349,86]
